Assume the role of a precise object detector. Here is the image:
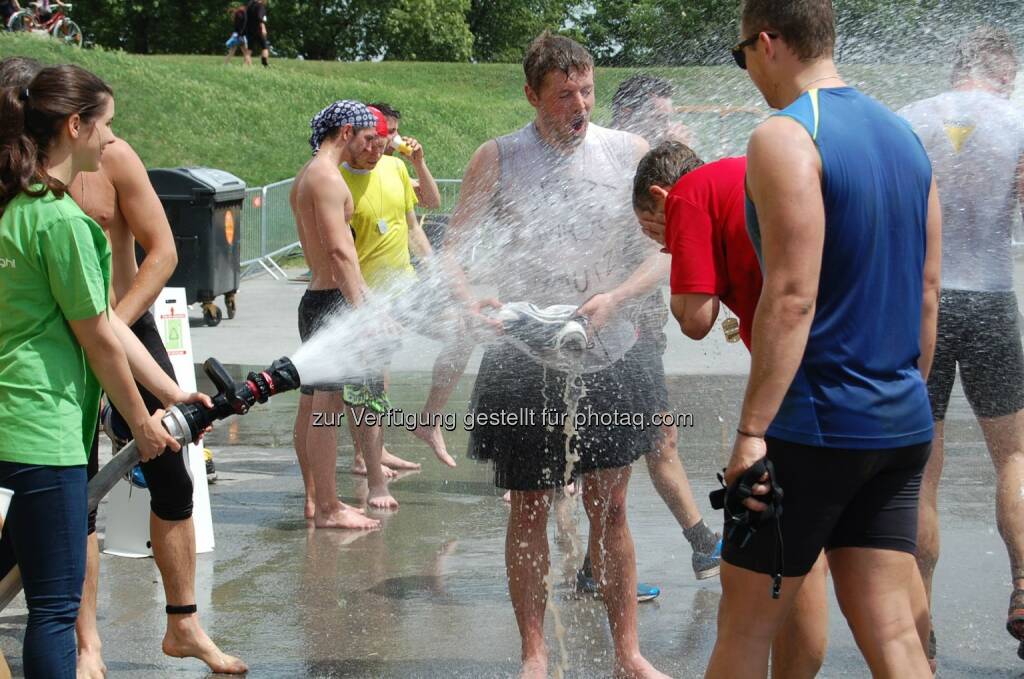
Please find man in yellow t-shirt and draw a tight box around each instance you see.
[337,107,468,479]
[340,152,421,290]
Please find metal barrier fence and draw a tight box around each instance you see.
[239,176,463,279]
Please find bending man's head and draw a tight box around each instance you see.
[632,141,704,217]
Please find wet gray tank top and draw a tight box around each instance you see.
[489,122,655,330]
[900,89,1024,292]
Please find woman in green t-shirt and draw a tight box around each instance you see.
[0,65,210,678]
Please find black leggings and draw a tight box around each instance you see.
[86,312,193,532]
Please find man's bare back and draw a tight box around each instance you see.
[291,156,355,292]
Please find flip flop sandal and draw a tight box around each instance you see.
[1007,588,1024,640]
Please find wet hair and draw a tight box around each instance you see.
[368,102,401,120]
[952,26,1018,85]
[632,141,704,213]
[740,0,835,61]
[612,74,674,127]
[0,57,43,89]
[523,30,593,94]
[0,64,113,215]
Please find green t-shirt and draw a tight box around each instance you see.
[0,189,111,467]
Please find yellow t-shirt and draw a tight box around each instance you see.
[340,156,418,290]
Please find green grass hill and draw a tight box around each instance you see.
[1,34,946,187]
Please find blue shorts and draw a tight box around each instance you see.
[225,33,247,48]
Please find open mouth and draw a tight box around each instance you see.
[570,115,586,133]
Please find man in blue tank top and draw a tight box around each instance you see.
[705,2,942,677]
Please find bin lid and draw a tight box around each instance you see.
[148,167,247,203]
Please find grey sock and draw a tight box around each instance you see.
[683,519,718,554]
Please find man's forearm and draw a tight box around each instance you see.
[412,161,442,210]
[738,294,815,435]
[608,251,669,306]
[109,309,182,406]
[918,287,939,381]
[114,252,177,326]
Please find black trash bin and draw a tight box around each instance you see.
[148,168,245,326]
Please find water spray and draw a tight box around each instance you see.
[0,356,302,611]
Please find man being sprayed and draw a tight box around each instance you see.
[290,100,393,523]
[573,77,721,602]
[634,141,832,677]
[0,56,248,677]
[899,26,1024,664]
[442,31,670,679]
[705,1,941,677]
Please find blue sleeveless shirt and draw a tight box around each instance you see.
[746,87,934,449]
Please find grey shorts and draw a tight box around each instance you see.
[928,289,1024,420]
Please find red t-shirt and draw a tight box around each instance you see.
[665,156,762,349]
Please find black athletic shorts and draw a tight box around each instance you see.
[928,289,1024,420]
[722,437,932,577]
[104,311,194,524]
[298,289,347,395]
[246,30,267,51]
[467,342,659,491]
[635,330,670,415]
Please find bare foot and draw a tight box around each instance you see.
[502,490,512,503]
[352,457,398,479]
[162,615,248,674]
[518,655,548,679]
[380,448,422,471]
[613,654,672,679]
[413,423,456,467]
[368,484,399,510]
[77,646,107,678]
[303,496,315,520]
[314,502,380,529]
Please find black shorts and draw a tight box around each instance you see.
[928,289,1024,421]
[246,31,267,51]
[722,437,931,577]
[467,342,659,491]
[106,311,194,523]
[635,331,670,415]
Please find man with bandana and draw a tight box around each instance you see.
[290,100,392,527]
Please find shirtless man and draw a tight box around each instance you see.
[290,100,396,522]
[68,138,248,677]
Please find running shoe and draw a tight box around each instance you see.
[575,569,661,603]
[204,448,218,483]
[493,302,591,358]
[128,465,148,489]
[692,537,722,580]
[100,403,130,453]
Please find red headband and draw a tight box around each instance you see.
[367,106,390,137]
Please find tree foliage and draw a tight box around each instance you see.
[65,0,1024,65]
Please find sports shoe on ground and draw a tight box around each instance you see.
[692,537,722,580]
[575,569,661,603]
[204,448,218,483]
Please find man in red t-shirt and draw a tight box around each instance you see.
[632,140,832,678]
[632,143,762,347]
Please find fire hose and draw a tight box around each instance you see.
[0,357,302,611]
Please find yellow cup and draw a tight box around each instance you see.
[393,135,413,156]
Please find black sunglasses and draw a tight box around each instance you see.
[731,32,778,70]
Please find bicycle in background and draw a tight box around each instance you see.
[7,1,82,47]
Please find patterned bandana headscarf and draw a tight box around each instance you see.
[309,100,376,155]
